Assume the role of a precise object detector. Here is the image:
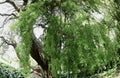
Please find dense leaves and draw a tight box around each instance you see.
[14,2,44,75]
[11,0,120,77]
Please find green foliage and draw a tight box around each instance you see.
[43,0,118,77]
[12,0,120,77]
[13,2,44,76]
[0,63,24,78]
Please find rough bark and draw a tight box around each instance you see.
[30,34,51,78]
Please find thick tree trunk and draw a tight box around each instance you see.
[30,34,51,78]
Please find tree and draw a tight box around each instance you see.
[1,0,120,78]
[0,0,49,77]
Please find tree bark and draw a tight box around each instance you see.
[30,34,51,78]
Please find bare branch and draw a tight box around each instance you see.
[0,13,17,17]
[6,0,20,12]
[35,23,47,29]
[0,1,7,4]
[0,36,16,48]
[0,0,20,12]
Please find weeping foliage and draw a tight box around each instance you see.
[43,0,118,77]
[13,2,44,76]
[12,0,120,77]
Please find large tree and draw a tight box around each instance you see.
[1,0,120,78]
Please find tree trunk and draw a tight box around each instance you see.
[30,34,51,78]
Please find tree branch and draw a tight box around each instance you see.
[0,1,6,4]
[0,36,16,48]
[0,13,17,17]
[35,23,47,29]
[6,0,20,12]
[23,0,28,6]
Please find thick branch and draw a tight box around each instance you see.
[30,34,47,69]
[30,34,51,77]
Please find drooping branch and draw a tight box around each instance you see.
[0,0,50,77]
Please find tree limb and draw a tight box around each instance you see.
[0,13,17,17]
[35,23,47,29]
[0,1,6,4]
[23,0,28,6]
[30,34,51,77]
[0,36,16,48]
[6,0,20,12]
